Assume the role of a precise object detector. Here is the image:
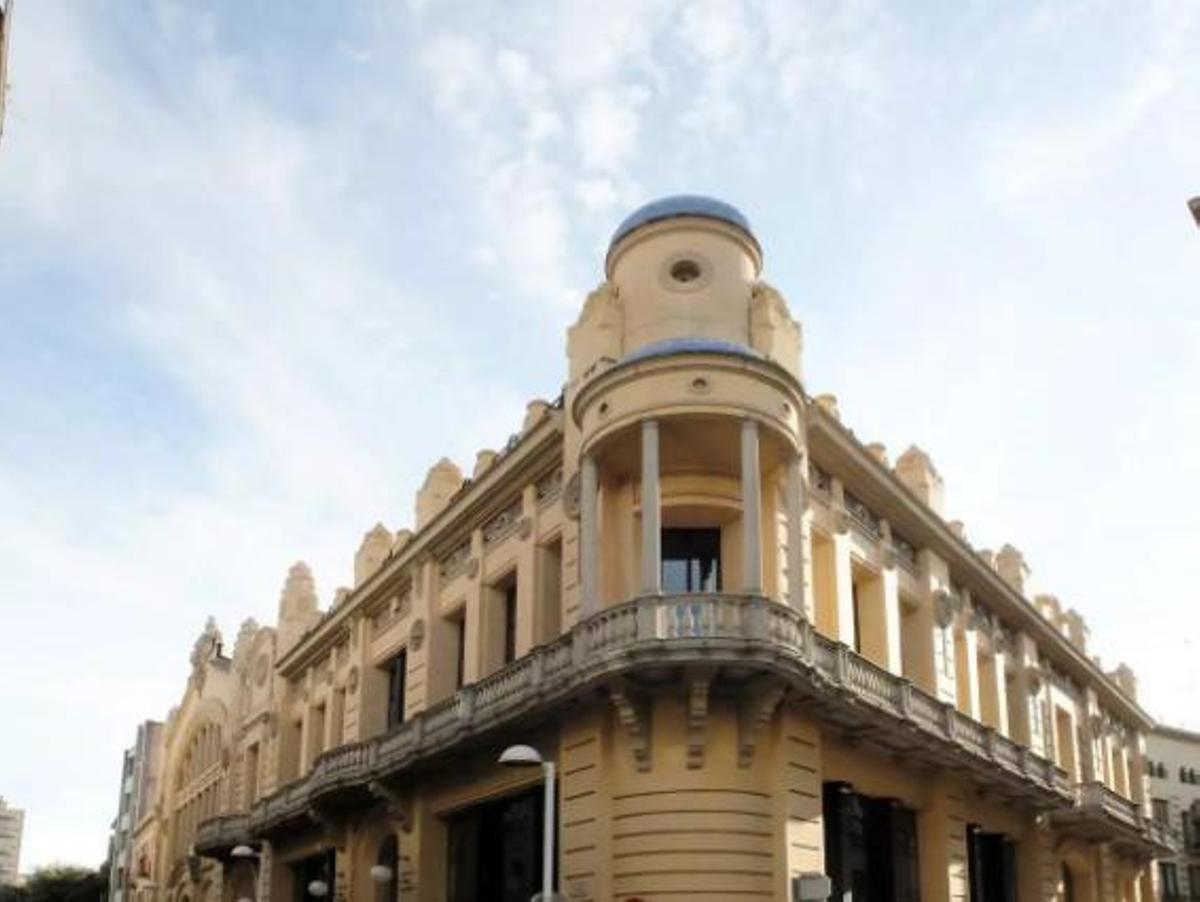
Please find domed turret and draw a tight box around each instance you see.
[568,195,801,384]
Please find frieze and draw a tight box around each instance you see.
[483,497,524,546]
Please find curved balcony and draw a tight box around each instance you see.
[196,593,1071,856]
[1051,781,1179,857]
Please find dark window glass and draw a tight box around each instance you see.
[386,650,407,730]
[503,582,517,665]
[447,786,551,902]
[453,613,466,689]
[823,783,921,902]
[661,528,721,593]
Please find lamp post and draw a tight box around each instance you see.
[369,862,396,901]
[1189,196,1200,228]
[498,744,556,902]
[230,844,259,902]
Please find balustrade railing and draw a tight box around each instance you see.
[197,592,1074,851]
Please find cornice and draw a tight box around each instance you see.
[275,411,565,677]
[571,347,804,429]
[805,403,1155,731]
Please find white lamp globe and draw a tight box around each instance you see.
[368,865,394,884]
[307,880,329,898]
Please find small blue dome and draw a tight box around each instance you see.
[621,337,762,365]
[608,195,757,255]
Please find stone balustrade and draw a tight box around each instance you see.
[197,593,1078,855]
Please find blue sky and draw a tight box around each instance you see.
[1,0,1198,871]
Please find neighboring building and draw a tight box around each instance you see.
[0,797,24,886]
[115,195,1169,901]
[109,721,165,902]
[1148,725,1200,899]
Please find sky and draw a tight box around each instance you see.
[0,0,1198,873]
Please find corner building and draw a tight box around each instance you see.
[194,197,1171,901]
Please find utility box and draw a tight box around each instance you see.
[793,873,832,901]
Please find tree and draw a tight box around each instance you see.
[2,865,108,902]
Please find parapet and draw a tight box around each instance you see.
[894,445,945,515]
[354,523,394,587]
[415,458,465,531]
[996,544,1030,595]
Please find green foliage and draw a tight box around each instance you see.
[1,865,107,902]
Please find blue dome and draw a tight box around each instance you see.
[621,337,762,365]
[608,195,757,253]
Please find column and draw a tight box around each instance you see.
[641,419,661,594]
[580,454,599,617]
[785,451,806,613]
[741,419,763,593]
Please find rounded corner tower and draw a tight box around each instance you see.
[603,194,767,361]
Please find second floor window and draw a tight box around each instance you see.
[386,650,407,729]
[661,528,720,593]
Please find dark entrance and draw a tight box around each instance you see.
[966,825,1017,902]
[291,849,336,902]
[822,782,920,901]
[661,528,721,592]
[446,786,549,902]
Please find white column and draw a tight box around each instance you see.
[580,453,599,617]
[741,418,763,594]
[785,451,805,611]
[641,419,661,594]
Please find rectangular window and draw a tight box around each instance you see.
[661,528,721,593]
[452,611,466,689]
[1159,862,1179,897]
[386,650,407,729]
[503,582,518,665]
[822,782,921,902]
[244,743,259,803]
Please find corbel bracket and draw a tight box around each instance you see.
[684,668,714,770]
[738,677,787,768]
[306,801,347,851]
[367,779,414,832]
[609,678,652,772]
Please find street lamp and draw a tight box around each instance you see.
[1189,196,1200,228]
[307,880,329,898]
[498,744,556,902]
[230,844,260,902]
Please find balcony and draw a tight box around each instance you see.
[196,593,1072,855]
[1051,781,1178,857]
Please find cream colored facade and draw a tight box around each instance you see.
[120,197,1173,901]
[1147,726,1200,898]
[0,797,24,886]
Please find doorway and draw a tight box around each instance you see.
[446,786,550,902]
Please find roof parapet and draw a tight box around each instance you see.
[894,445,944,516]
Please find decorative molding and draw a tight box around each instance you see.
[409,619,426,653]
[562,471,582,520]
[367,780,413,832]
[738,677,787,768]
[517,516,533,541]
[934,590,960,629]
[347,667,360,694]
[466,557,480,580]
[608,679,651,772]
[684,669,713,770]
[306,802,346,851]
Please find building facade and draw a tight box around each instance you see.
[109,721,165,902]
[114,196,1171,901]
[1147,726,1200,898]
[0,797,24,886]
